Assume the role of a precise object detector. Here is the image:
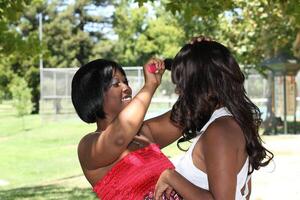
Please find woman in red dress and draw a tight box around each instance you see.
[71,58,182,199]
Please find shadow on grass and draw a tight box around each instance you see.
[0,184,97,200]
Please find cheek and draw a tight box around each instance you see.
[104,94,119,108]
[107,89,124,103]
[103,97,122,115]
[105,88,120,99]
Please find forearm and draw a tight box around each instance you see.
[114,84,157,144]
[143,111,183,148]
[166,169,214,200]
[99,58,165,158]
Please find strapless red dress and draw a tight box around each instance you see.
[92,143,181,200]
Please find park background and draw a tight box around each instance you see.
[0,0,300,199]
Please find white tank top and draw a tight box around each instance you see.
[175,107,250,199]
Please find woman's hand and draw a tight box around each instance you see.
[154,169,173,200]
[143,58,165,89]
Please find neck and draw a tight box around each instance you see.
[96,115,114,132]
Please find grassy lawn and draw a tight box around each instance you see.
[0,114,91,187]
[1,101,299,199]
[0,185,95,200]
[0,101,182,199]
[0,101,98,199]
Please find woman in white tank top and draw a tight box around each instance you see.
[154,38,273,200]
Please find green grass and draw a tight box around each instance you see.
[0,102,99,199]
[0,101,181,199]
[0,185,96,200]
[0,114,93,187]
[1,101,299,199]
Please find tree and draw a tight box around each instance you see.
[9,76,33,129]
[112,0,185,66]
[1,0,114,112]
[0,0,40,56]
[0,0,41,104]
[112,1,186,95]
[136,0,300,67]
[41,0,111,68]
[216,0,299,66]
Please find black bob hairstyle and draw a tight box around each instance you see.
[170,40,273,174]
[71,59,126,123]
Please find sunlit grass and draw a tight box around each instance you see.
[1,101,299,199]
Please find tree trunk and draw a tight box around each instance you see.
[293,31,300,58]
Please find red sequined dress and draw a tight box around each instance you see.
[92,143,182,200]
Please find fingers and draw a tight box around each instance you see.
[154,180,164,200]
[189,35,213,44]
[155,190,172,200]
[156,59,165,74]
[154,185,172,200]
[165,187,173,199]
[154,188,163,200]
[145,58,165,74]
[143,57,165,87]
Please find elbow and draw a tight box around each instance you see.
[110,115,141,148]
[112,129,129,148]
[114,136,127,147]
[114,121,140,146]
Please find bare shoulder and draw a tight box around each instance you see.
[77,132,99,162]
[201,116,244,149]
[77,130,128,170]
[78,132,97,149]
[198,116,247,173]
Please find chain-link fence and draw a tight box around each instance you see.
[39,67,177,120]
[40,67,293,121]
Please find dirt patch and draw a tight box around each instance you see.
[252,134,300,200]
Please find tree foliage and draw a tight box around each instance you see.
[9,76,33,117]
[1,0,114,112]
[25,0,112,68]
[0,0,41,56]
[1,0,300,113]
[0,0,41,110]
[113,0,185,66]
[136,0,300,65]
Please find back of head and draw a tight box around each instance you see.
[171,41,245,131]
[171,40,273,172]
[71,59,125,123]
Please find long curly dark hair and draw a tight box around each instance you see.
[171,40,273,173]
